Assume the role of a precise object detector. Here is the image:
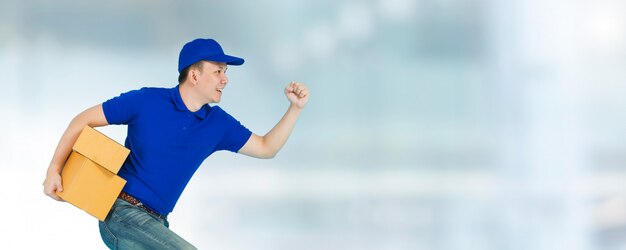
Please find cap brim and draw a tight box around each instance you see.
[204,54,245,66]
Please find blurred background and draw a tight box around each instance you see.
[1,0,626,249]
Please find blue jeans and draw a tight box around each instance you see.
[99,199,196,249]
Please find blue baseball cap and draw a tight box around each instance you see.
[178,38,244,73]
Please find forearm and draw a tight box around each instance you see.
[44,104,108,201]
[238,82,308,159]
[47,105,108,175]
[46,118,86,175]
[261,104,303,157]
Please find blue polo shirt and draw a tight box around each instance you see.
[102,86,252,215]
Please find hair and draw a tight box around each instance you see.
[178,60,205,83]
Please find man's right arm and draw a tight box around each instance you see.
[43,104,109,201]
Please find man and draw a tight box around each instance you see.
[42,38,309,249]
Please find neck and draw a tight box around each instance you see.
[178,82,204,112]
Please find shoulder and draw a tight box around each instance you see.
[211,105,225,113]
[114,87,170,100]
[105,86,171,110]
[210,105,244,125]
[136,87,170,96]
[210,105,232,119]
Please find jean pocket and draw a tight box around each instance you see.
[113,204,155,227]
[99,221,117,249]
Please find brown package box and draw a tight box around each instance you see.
[72,125,129,173]
[57,126,130,221]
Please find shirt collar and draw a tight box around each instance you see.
[170,85,211,119]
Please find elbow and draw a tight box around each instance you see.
[261,151,277,159]
[251,136,285,159]
[259,147,279,159]
[242,147,277,159]
[258,139,278,159]
[69,115,87,129]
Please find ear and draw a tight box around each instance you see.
[190,69,198,85]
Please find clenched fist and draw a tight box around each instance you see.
[43,172,65,201]
[284,82,309,109]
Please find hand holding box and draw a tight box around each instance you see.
[57,126,130,221]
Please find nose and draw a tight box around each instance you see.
[221,72,228,85]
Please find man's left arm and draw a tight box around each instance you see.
[238,81,309,159]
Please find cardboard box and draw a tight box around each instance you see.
[57,126,130,221]
[72,125,129,173]
[57,152,126,220]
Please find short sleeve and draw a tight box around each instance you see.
[216,110,252,153]
[102,89,144,125]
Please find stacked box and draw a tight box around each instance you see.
[57,126,130,221]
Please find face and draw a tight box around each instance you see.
[191,61,228,103]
